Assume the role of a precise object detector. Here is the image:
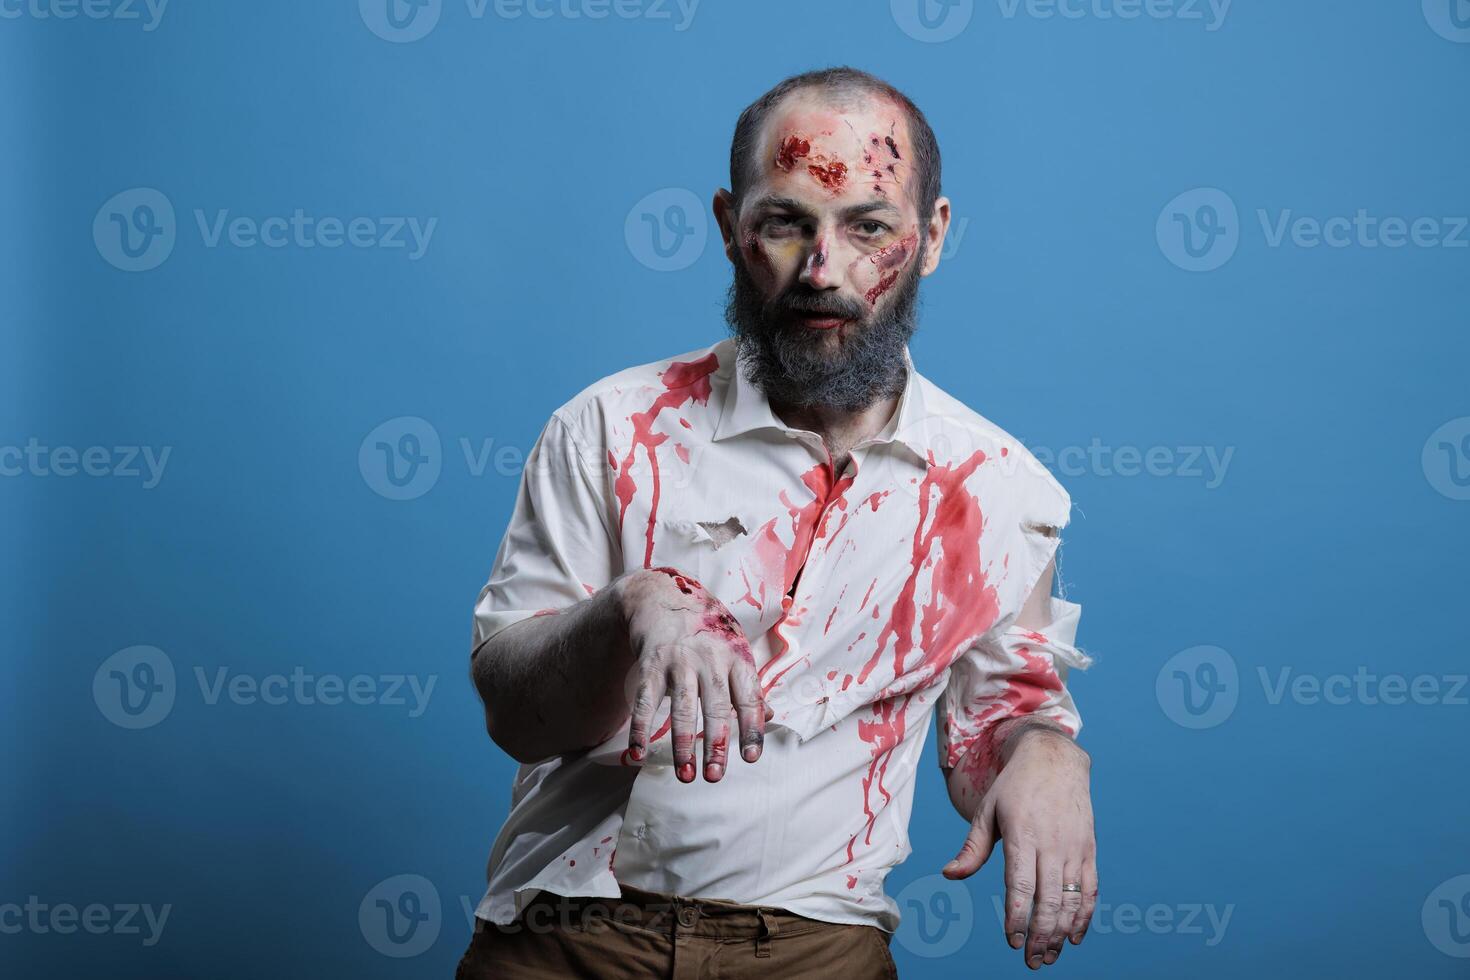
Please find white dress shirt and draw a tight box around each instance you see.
[472,336,1091,932]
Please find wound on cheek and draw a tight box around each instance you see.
[862,233,919,305]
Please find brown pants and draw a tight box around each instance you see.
[455,885,897,980]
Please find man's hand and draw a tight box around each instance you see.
[617,565,766,784]
[942,728,1096,970]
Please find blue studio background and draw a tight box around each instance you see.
[3,1,1468,977]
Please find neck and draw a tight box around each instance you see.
[769,390,902,472]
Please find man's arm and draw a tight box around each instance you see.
[938,559,1098,971]
[471,580,635,764]
[470,413,768,778]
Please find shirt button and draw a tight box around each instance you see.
[633,825,648,840]
[677,907,697,928]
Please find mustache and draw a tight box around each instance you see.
[767,287,866,323]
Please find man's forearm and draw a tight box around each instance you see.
[471,581,635,764]
[944,716,1085,818]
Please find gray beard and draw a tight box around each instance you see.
[723,245,924,413]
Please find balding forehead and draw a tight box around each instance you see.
[747,91,915,205]
[755,91,912,169]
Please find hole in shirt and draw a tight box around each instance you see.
[697,516,748,549]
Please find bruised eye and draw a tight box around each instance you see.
[760,215,804,236]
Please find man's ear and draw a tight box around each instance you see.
[713,189,739,265]
[921,196,952,277]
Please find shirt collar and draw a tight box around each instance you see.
[711,337,933,467]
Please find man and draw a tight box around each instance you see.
[461,67,1097,978]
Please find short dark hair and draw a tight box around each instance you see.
[728,67,942,224]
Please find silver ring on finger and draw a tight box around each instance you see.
[1062,883,1082,893]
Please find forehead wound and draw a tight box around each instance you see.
[756,99,913,199]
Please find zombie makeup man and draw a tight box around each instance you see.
[716,89,951,413]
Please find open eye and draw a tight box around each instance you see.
[852,220,890,238]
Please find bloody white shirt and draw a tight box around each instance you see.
[472,336,1090,932]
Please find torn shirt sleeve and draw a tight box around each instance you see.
[936,566,1092,772]
[471,413,622,651]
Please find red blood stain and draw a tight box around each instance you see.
[846,449,1002,863]
[848,693,912,862]
[582,583,597,596]
[607,450,618,471]
[1022,630,1049,643]
[531,608,558,617]
[649,565,702,595]
[679,417,693,430]
[755,461,855,692]
[743,231,774,275]
[776,135,811,171]
[615,353,719,568]
[675,443,690,464]
[885,136,902,160]
[846,874,858,889]
[948,646,1070,793]
[807,161,848,191]
[862,234,918,306]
